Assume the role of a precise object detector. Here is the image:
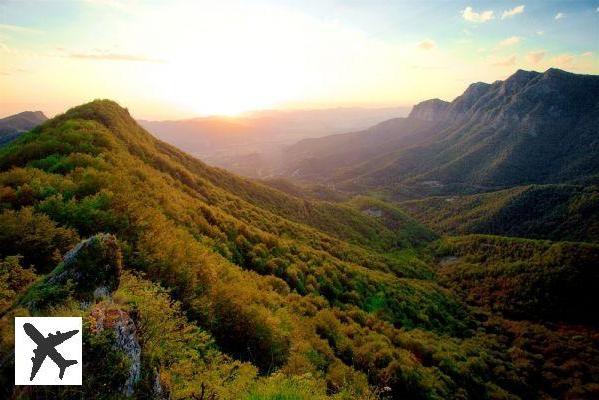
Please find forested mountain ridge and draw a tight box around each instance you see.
[401,184,599,243]
[1,100,598,399]
[278,68,599,199]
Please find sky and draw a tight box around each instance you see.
[1,0,598,119]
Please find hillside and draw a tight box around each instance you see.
[401,184,599,243]
[276,68,599,199]
[435,235,599,322]
[276,117,435,181]
[0,111,47,146]
[1,100,598,399]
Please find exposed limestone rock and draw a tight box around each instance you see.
[91,305,141,397]
[21,233,122,310]
[48,233,122,301]
[408,98,450,122]
[152,369,169,400]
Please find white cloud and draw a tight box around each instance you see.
[553,54,574,66]
[66,49,165,63]
[536,30,544,36]
[0,23,43,35]
[491,54,517,67]
[417,39,436,50]
[461,6,494,23]
[555,12,565,20]
[499,36,521,46]
[502,5,525,19]
[581,51,593,57]
[526,50,546,64]
[85,0,129,9]
[51,46,163,63]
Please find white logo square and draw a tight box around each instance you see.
[15,317,83,385]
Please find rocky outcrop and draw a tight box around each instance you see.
[90,305,141,397]
[48,233,122,301]
[21,233,122,311]
[410,68,599,129]
[408,98,449,122]
[152,369,169,400]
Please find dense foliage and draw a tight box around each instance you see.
[435,235,599,322]
[0,100,597,399]
[401,184,599,243]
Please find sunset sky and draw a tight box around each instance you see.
[1,0,598,119]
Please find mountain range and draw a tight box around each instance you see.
[275,68,599,199]
[1,68,598,399]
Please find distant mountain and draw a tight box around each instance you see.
[276,117,436,181]
[139,106,409,176]
[277,68,599,198]
[0,111,47,146]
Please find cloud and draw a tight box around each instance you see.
[461,6,494,23]
[491,54,516,67]
[554,12,565,20]
[67,51,165,63]
[526,50,546,64]
[499,36,521,46]
[536,30,544,36]
[0,67,28,76]
[501,5,525,19]
[0,23,43,35]
[582,51,593,57]
[553,54,574,66]
[417,39,436,50]
[85,0,130,9]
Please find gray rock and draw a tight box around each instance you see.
[48,233,122,301]
[91,306,141,397]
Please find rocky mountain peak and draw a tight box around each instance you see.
[408,98,450,121]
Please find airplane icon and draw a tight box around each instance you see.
[23,322,79,381]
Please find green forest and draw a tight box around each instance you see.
[1,100,598,400]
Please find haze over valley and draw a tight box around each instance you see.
[138,106,409,176]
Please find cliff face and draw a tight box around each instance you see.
[342,68,599,192]
[90,306,141,396]
[408,98,450,122]
[409,69,599,128]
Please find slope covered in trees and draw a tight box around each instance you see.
[0,100,597,399]
[401,184,599,242]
